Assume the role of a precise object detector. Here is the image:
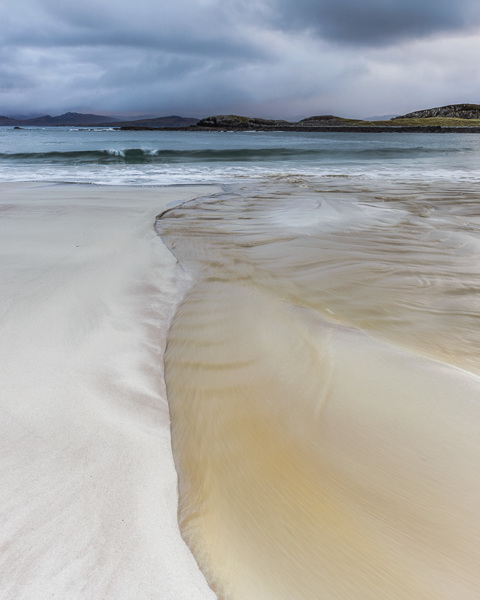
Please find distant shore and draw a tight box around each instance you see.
[118,124,480,133]
[117,109,480,132]
[5,103,480,132]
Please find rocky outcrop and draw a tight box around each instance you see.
[394,104,480,119]
[194,112,480,133]
[196,114,354,129]
[196,115,290,128]
[299,115,350,125]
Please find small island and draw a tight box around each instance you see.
[187,104,480,133]
[118,104,480,132]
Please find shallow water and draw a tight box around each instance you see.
[161,178,480,373]
[158,178,480,599]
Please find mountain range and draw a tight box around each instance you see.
[2,104,480,129]
[0,112,199,128]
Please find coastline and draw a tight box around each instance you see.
[119,124,480,133]
[0,182,218,600]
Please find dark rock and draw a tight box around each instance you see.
[299,115,353,125]
[196,115,290,128]
[197,114,358,129]
[394,103,480,119]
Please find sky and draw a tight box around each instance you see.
[1,0,480,119]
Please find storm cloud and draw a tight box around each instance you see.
[1,0,480,118]
[272,0,479,45]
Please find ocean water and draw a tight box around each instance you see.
[2,126,480,598]
[2,126,480,184]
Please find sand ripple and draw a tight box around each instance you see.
[159,181,480,599]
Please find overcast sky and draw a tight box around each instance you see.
[2,0,480,119]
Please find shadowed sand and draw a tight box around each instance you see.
[0,183,218,600]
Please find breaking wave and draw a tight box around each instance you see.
[0,145,471,165]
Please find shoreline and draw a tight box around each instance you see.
[117,125,480,133]
[7,124,480,133]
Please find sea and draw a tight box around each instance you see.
[2,126,480,184]
[2,126,480,599]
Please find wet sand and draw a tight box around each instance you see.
[159,181,480,599]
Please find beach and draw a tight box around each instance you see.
[0,183,217,599]
[1,128,480,599]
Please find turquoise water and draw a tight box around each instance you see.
[1,127,480,184]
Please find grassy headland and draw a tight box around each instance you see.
[192,111,480,132]
[353,117,480,127]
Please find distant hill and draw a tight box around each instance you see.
[110,115,199,128]
[0,112,199,128]
[4,106,480,131]
[31,112,120,127]
[0,112,120,126]
[394,104,480,119]
[196,115,290,128]
[21,112,119,126]
[111,114,162,122]
[189,112,480,132]
[0,116,19,126]
[299,115,359,125]
[196,114,360,129]
[6,113,42,120]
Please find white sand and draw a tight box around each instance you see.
[0,183,218,599]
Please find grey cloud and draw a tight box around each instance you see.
[3,0,264,60]
[272,0,477,45]
[0,0,278,115]
[1,0,480,118]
